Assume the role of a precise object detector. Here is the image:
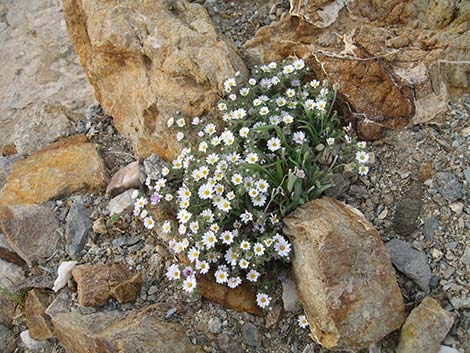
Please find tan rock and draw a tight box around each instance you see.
[24,289,54,340]
[283,198,405,350]
[63,0,247,159]
[397,297,454,353]
[72,263,141,307]
[106,161,143,196]
[244,0,470,138]
[50,305,203,353]
[0,0,93,155]
[0,135,107,206]
[0,205,60,266]
[197,275,262,316]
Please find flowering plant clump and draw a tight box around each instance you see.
[132,59,371,310]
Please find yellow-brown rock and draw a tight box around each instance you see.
[197,275,262,316]
[63,0,247,159]
[0,135,106,206]
[283,198,405,350]
[244,0,470,139]
[396,297,454,353]
[24,289,54,340]
[72,263,141,307]
[50,305,203,353]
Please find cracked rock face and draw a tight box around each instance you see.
[284,198,405,350]
[63,0,247,159]
[245,0,470,139]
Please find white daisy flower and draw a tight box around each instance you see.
[162,221,172,234]
[252,194,267,207]
[192,117,200,125]
[253,98,262,106]
[221,130,235,145]
[293,58,305,70]
[206,153,219,165]
[270,115,281,125]
[143,216,155,229]
[196,260,210,275]
[326,137,335,145]
[248,78,257,86]
[358,165,369,176]
[283,65,295,75]
[293,131,305,144]
[268,62,277,69]
[187,247,200,263]
[357,141,367,149]
[205,123,217,135]
[260,78,272,89]
[166,264,180,280]
[229,93,237,101]
[224,77,236,88]
[182,276,197,293]
[256,179,269,193]
[233,108,247,120]
[286,88,295,97]
[176,118,186,127]
[176,132,184,141]
[240,211,253,223]
[317,100,327,111]
[201,209,214,223]
[167,117,175,127]
[246,153,259,164]
[198,141,208,153]
[276,97,287,107]
[298,315,309,328]
[259,106,270,115]
[282,114,294,124]
[199,166,210,178]
[240,87,250,96]
[256,293,271,308]
[202,231,217,249]
[211,136,221,146]
[271,76,280,85]
[253,243,265,256]
[310,80,320,88]
[227,277,242,289]
[131,190,139,199]
[356,151,369,163]
[240,240,251,251]
[287,101,297,109]
[198,183,213,200]
[135,197,147,208]
[217,198,231,212]
[226,191,235,200]
[267,137,281,151]
[239,127,249,138]
[221,231,234,245]
[305,99,315,110]
[177,209,192,224]
[275,238,291,257]
[264,238,274,247]
[224,249,239,266]
[215,269,228,284]
[244,177,254,189]
[239,258,249,269]
[249,188,259,198]
[189,221,199,234]
[247,269,260,282]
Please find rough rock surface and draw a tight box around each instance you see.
[63,0,247,159]
[24,289,54,340]
[0,135,107,206]
[107,189,136,216]
[65,200,92,259]
[244,0,470,139]
[106,161,142,196]
[0,204,60,266]
[197,275,262,316]
[0,258,24,325]
[0,0,93,155]
[72,263,142,307]
[50,304,203,353]
[396,297,454,353]
[283,198,405,350]
[386,239,433,293]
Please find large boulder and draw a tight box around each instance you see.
[49,304,203,353]
[244,0,470,139]
[0,0,93,155]
[283,198,405,350]
[63,0,247,159]
[0,135,107,206]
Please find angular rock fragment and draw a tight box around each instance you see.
[106,161,143,196]
[107,189,136,216]
[50,305,203,353]
[0,205,60,266]
[284,198,405,350]
[24,289,54,340]
[386,239,432,293]
[0,135,107,206]
[72,263,142,307]
[396,297,454,353]
[65,200,92,259]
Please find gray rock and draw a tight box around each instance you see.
[438,346,460,353]
[463,168,470,184]
[348,184,369,199]
[242,323,261,347]
[112,235,141,247]
[386,239,432,293]
[393,186,423,236]
[325,173,350,199]
[107,189,136,216]
[302,344,315,353]
[461,247,470,266]
[0,324,9,352]
[142,154,166,180]
[0,154,24,189]
[424,218,439,241]
[435,172,464,202]
[20,330,49,351]
[65,201,92,259]
[208,317,222,334]
[106,161,142,196]
[281,276,299,312]
[165,307,177,319]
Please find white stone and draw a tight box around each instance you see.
[52,261,78,292]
